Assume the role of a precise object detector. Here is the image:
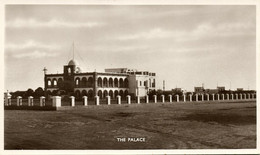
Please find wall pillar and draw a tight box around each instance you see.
[117,95,121,105]
[212,94,215,101]
[240,94,243,100]
[82,96,88,106]
[126,95,131,104]
[70,96,75,107]
[17,96,22,106]
[106,95,111,105]
[161,95,165,103]
[145,95,149,103]
[52,96,61,107]
[168,95,172,103]
[222,94,224,100]
[95,95,100,105]
[235,94,238,100]
[217,94,220,100]
[231,94,234,100]
[136,96,140,104]
[28,96,34,106]
[195,94,198,102]
[40,96,45,107]
[176,95,179,102]
[183,95,186,102]
[244,93,247,99]
[247,93,250,99]
[153,95,157,103]
[226,94,229,100]
[189,94,192,102]
[251,93,254,99]
[201,94,204,101]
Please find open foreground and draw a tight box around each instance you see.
[4,100,256,149]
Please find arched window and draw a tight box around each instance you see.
[124,78,129,88]
[53,79,57,87]
[97,77,102,87]
[88,89,94,99]
[119,78,124,88]
[82,90,87,97]
[87,77,93,87]
[75,78,80,87]
[114,90,119,97]
[109,90,113,99]
[119,90,124,98]
[57,78,63,87]
[103,90,108,98]
[68,68,71,74]
[75,90,81,99]
[82,77,87,87]
[98,90,102,99]
[47,79,51,86]
[124,90,128,97]
[114,78,118,87]
[109,78,113,87]
[103,78,108,87]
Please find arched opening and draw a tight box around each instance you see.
[87,77,93,87]
[124,78,129,88]
[75,90,81,99]
[82,77,87,87]
[47,79,51,87]
[98,90,102,99]
[124,90,128,97]
[82,90,87,97]
[109,90,113,99]
[97,77,102,87]
[57,78,63,88]
[114,90,119,97]
[75,78,80,87]
[109,78,113,87]
[103,78,108,87]
[119,78,124,88]
[119,90,124,98]
[52,79,57,87]
[114,78,118,87]
[68,68,71,74]
[103,90,108,98]
[88,89,94,99]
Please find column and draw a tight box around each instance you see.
[201,94,204,101]
[189,94,192,102]
[231,94,234,100]
[28,96,33,106]
[226,94,229,100]
[17,96,22,106]
[40,96,45,107]
[196,94,198,102]
[217,94,220,100]
[126,95,131,104]
[136,96,140,104]
[161,95,165,103]
[222,94,224,100]
[95,95,100,105]
[248,93,250,99]
[244,93,247,99]
[117,95,121,105]
[83,96,88,106]
[106,95,111,105]
[70,96,75,107]
[52,96,61,107]
[145,95,149,103]
[176,95,179,102]
[240,94,243,100]
[183,95,186,102]
[212,94,215,101]
[206,94,209,101]
[251,93,254,99]
[235,94,238,100]
[168,95,172,103]
[153,95,157,103]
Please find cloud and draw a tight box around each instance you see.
[13,50,58,58]
[6,40,60,51]
[6,18,103,28]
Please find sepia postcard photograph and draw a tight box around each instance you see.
[1,0,259,154]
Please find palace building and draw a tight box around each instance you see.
[44,59,156,99]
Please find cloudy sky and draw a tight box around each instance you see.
[4,5,256,92]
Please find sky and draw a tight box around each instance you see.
[4,5,256,92]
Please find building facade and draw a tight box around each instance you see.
[44,59,156,99]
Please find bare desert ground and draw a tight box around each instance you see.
[4,100,256,149]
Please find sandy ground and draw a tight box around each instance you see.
[4,100,256,149]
